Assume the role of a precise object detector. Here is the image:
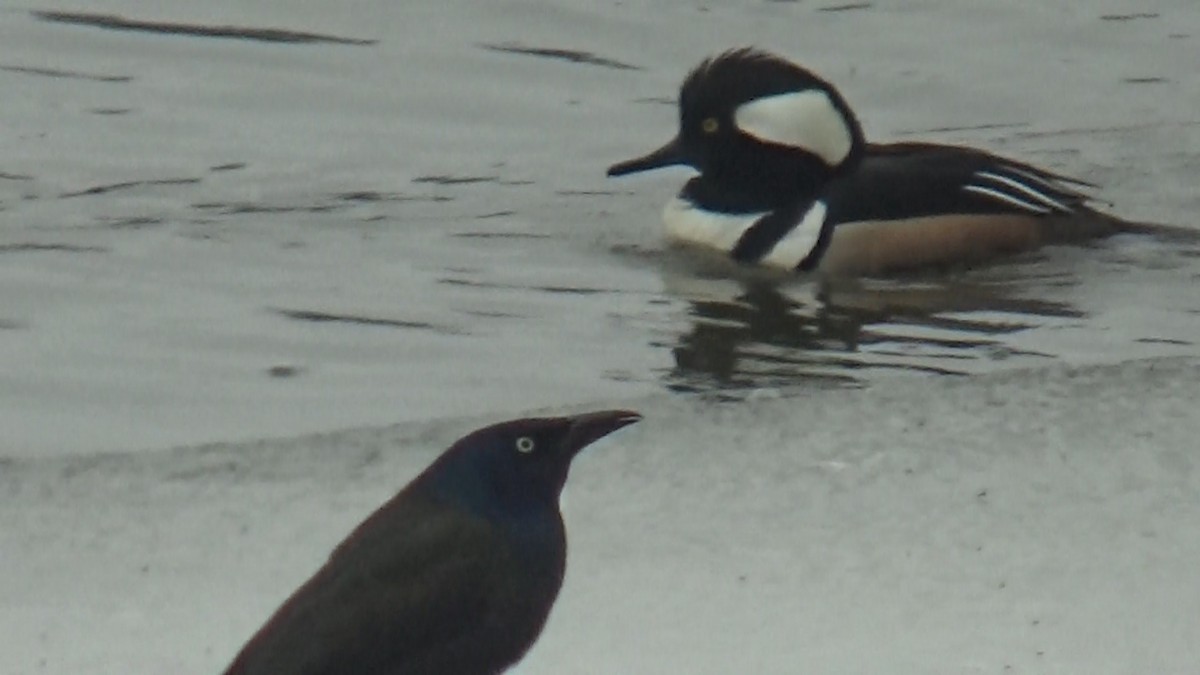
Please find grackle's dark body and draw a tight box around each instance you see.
[221,410,640,675]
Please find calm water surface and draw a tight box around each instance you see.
[2,3,1198,455]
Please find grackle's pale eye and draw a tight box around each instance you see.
[515,437,536,454]
[701,117,719,134]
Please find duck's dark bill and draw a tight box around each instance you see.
[607,135,686,176]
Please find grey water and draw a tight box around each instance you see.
[2,2,1198,456]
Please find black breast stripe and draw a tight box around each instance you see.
[730,201,811,263]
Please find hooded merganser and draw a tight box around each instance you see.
[607,48,1130,276]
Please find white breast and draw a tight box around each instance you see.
[662,196,765,254]
[661,197,827,272]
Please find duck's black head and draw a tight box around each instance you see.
[608,48,866,205]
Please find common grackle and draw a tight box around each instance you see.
[221,409,641,675]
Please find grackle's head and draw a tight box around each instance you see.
[416,410,641,521]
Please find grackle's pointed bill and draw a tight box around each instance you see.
[564,410,641,454]
[607,136,687,177]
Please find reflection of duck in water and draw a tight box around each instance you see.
[662,271,1083,391]
[609,48,1161,276]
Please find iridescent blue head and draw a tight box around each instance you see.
[608,48,866,204]
[414,410,641,522]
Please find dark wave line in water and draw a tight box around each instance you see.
[410,175,533,188]
[60,177,200,198]
[555,189,629,197]
[0,243,107,254]
[98,216,165,229]
[336,191,454,204]
[632,96,675,106]
[472,210,517,220]
[0,63,131,83]
[894,122,1029,136]
[193,201,339,215]
[1135,336,1194,346]
[273,308,457,333]
[450,231,549,239]
[33,11,376,46]
[1013,120,1200,139]
[817,2,874,12]
[438,277,615,296]
[479,43,641,71]
[412,175,499,185]
[266,365,303,379]
[191,192,454,216]
[1100,12,1159,21]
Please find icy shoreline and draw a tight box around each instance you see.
[4,357,1199,674]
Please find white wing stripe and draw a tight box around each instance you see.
[1003,166,1092,195]
[961,185,1052,214]
[972,170,1073,213]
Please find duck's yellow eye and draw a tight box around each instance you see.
[701,117,719,134]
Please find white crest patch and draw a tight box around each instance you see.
[760,200,828,270]
[734,90,853,167]
[662,196,765,253]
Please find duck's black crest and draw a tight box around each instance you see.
[681,49,845,111]
[678,48,865,170]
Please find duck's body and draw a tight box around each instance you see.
[608,49,1128,276]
